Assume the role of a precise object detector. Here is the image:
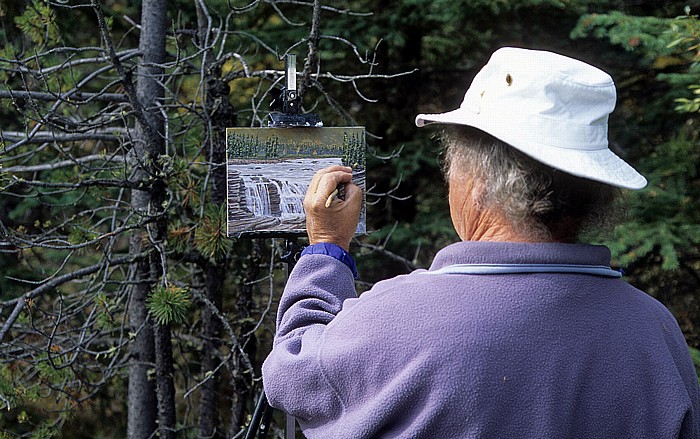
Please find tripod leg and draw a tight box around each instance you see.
[259,399,274,439]
[244,390,269,439]
[286,414,296,439]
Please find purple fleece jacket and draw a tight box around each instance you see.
[262,241,700,438]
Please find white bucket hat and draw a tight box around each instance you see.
[415,47,647,189]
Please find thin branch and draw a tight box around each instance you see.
[245,68,417,82]
[356,242,418,272]
[190,288,255,381]
[0,254,146,341]
[366,173,411,202]
[1,153,127,174]
[8,175,141,190]
[1,128,131,145]
[9,49,141,77]
[270,1,306,26]
[322,68,419,82]
[299,0,321,99]
[91,0,155,143]
[227,0,260,13]
[0,90,128,103]
[263,0,372,17]
[182,351,232,399]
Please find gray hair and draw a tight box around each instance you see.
[441,126,622,242]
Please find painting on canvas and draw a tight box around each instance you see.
[226,127,366,238]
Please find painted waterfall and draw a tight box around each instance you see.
[226,127,366,237]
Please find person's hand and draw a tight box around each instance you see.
[304,166,362,251]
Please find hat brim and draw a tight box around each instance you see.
[415,110,647,190]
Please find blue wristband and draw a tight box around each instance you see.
[301,243,359,278]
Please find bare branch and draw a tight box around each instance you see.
[321,68,419,82]
[8,175,140,190]
[0,90,128,103]
[356,241,419,272]
[0,253,146,341]
[270,1,306,26]
[244,68,417,82]
[366,172,412,202]
[299,0,321,99]
[2,49,141,77]
[1,128,131,145]
[261,0,373,17]
[91,0,155,144]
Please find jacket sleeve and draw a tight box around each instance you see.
[261,253,358,423]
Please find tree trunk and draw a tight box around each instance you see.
[198,262,225,438]
[229,241,261,435]
[127,0,171,436]
[154,322,177,439]
[195,2,238,435]
[127,257,157,439]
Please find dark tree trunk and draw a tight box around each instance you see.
[198,74,237,437]
[127,0,171,436]
[198,262,225,438]
[127,257,157,439]
[195,2,239,436]
[229,240,261,435]
[154,322,177,439]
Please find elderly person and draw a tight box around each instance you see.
[262,47,700,438]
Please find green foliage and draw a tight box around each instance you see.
[94,292,117,331]
[690,346,700,381]
[30,422,59,439]
[674,84,700,113]
[0,366,22,411]
[146,285,191,325]
[573,9,700,113]
[571,12,674,55]
[14,0,61,46]
[167,157,202,212]
[35,353,74,385]
[570,9,696,260]
[571,8,700,277]
[0,365,41,411]
[667,10,700,112]
[194,204,231,261]
[610,135,699,270]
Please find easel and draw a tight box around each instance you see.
[241,54,317,439]
[243,236,302,439]
[234,54,365,439]
[238,239,302,439]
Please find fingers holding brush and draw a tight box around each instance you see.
[304,166,362,250]
[325,188,339,208]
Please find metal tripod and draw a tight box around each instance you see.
[244,238,302,439]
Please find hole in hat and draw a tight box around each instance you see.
[506,74,513,86]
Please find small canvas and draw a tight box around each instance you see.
[226,127,366,238]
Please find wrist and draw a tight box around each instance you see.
[308,236,351,252]
[301,243,358,278]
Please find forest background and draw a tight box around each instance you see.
[0,0,699,437]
